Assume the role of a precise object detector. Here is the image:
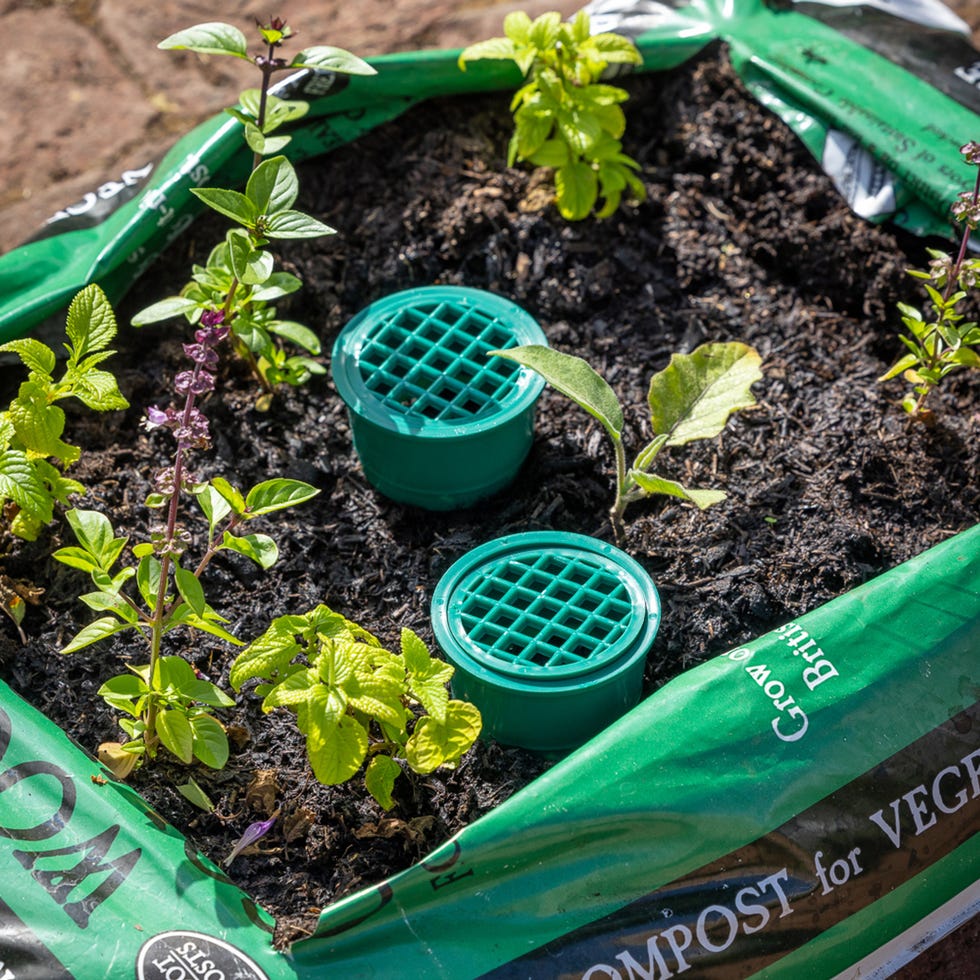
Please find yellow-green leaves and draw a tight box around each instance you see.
[231,607,482,810]
[459,9,645,220]
[492,342,762,539]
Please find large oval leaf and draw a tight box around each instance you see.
[647,342,762,446]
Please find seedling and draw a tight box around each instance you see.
[459,10,645,220]
[56,312,319,773]
[492,342,762,540]
[879,141,980,419]
[133,18,376,407]
[230,605,482,810]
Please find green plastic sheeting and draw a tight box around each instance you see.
[0,524,975,977]
[1,0,978,342]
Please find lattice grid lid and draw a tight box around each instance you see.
[446,543,650,681]
[334,287,546,431]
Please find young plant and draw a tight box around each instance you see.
[229,605,482,811]
[459,10,645,221]
[55,311,320,772]
[878,141,980,419]
[0,284,128,543]
[133,17,376,408]
[492,342,762,540]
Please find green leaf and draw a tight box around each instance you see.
[158,22,249,58]
[949,347,980,368]
[79,590,138,623]
[190,187,257,227]
[185,680,235,709]
[0,450,53,526]
[289,46,376,76]
[628,470,727,510]
[556,160,599,221]
[174,564,206,616]
[528,10,562,49]
[62,616,135,654]
[265,319,321,354]
[491,345,624,439]
[211,477,246,514]
[227,230,274,285]
[878,352,919,382]
[157,709,194,765]
[219,531,279,569]
[177,778,215,812]
[244,478,320,516]
[52,546,102,575]
[65,508,126,568]
[402,629,452,723]
[170,607,244,646]
[458,36,517,67]
[365,755,402,811]
[8,381,77,465]
[262,210,336,239]
[0,338,55,376]
[245,127,291,157]
[131,296,200,327]
[647,342,762,446]
[527,139,570,169]
[405,700,483,774]
[306,713,368,786]
[589,32,644,64]
[69,368,128,412]
[252,272,302,302]
[194,483,232,535]
[247,156,299,215]
[65,283,117,361]
[189,714,230,769]
[136,555,162,611]
[229,617,305,690]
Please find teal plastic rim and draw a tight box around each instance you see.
[332,286,546,436]
[431,532,661,752]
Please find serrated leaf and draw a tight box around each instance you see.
[628,470,727,510]
[365,755,402,811]
[491,345,623,439]
[0,450,53,525]
[402,629,452,723]
[8,381,77,465]
[648,342,762,446]
[244,478,319,516]
[405,701,482,774]
[230,619,304,690]
[458,36,517,68]
[0,338,55,376]
[159,22,249,59]
[70,368,129,412]
[306,713,367,786]
[289,46,376,76]
[65,284,117,360]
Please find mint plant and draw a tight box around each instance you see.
[229,605,482,810]
[55,312,320,772]
[133,18,376,408]
[879,141,980,419]
[0,284,128,543]
[459,10,645,221]
[493,342,762,540]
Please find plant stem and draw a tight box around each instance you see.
[610,436,628,543]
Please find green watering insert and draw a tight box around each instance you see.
[431,532,661,753]
[331,286,547,510]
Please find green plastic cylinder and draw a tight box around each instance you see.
[331,286,547,510]
[431,531,661,753]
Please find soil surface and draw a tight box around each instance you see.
[1,45,978,968]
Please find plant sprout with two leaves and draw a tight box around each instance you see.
[492,342,763,540]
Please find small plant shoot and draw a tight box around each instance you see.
[230,605,482,810]
[56,312,319,774]
[879,141,980,419]
[459,10,645,221]
[133,18,376,407]
[493,342,762,539]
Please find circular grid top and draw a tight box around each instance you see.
[332,287,547,433]
[446,545,649,680]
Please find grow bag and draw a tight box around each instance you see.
[1,0,979,341]
[1,523,976,977]
[1,3,979,977]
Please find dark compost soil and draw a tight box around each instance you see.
[1,46,978,957]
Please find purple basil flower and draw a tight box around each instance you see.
[195,324,230,347]
[182,343,219,370]
[223,812,279,866]
[174,370,216,396]
[961,141,980,166]
[199,309,225,329]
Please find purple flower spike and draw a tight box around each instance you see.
[200,309,225,328]
[182,343,219,369]
[175,370,216,396]
[224,812,279,867]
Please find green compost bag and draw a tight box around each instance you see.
[1,0,979,342]
[1,521,975,978]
